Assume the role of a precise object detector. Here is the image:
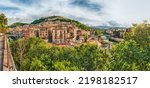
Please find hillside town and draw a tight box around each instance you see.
[9,21,90,45]
[8,18,131,48]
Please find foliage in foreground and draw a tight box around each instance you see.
[110,21,150,71]
[10,37,110,71]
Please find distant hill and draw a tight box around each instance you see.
[95,26,129,30]
[9,22,28,28]
[94,26,112,30]
[31,16,90,30]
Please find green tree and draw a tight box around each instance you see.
[124,21,150,46]
[110,40,146,70]
[12,38,27,70]
[0,13,8,33]
[111,21,150,71]
[10,37,49,71]
[11,37,110,71]
[29,58,47,71]
[95,30,102,37]
[76,43,110,71]
[52,60,79,71]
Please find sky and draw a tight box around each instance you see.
[0,0,150,26]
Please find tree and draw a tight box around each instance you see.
[110,40,150,70]
[95,30,102,37]
[0,13,8,33]
[29,58,47,71]
[111,21,150,71]
[111,40,141,70]
[15,38,27,70]
[76,43,110,71]
[124,21,150,46]
[95,30,102,38]
[84,33,88,42]
[52,60,79,71]
[10,37,49,71]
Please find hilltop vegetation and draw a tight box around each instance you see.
[31,16,90,30]
[9,16,90,30]
[9,22,28,28]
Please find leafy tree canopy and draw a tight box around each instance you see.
[0,13,8,33]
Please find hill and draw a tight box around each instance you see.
[31,16,90,30]
[9,22,28,28]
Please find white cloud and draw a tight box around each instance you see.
[103,0,150,25]
[1,0,150,26]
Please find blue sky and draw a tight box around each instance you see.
[0,0,150,26]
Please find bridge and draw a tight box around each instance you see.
[0,34,16,71]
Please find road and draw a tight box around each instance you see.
[0,35,4,71]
